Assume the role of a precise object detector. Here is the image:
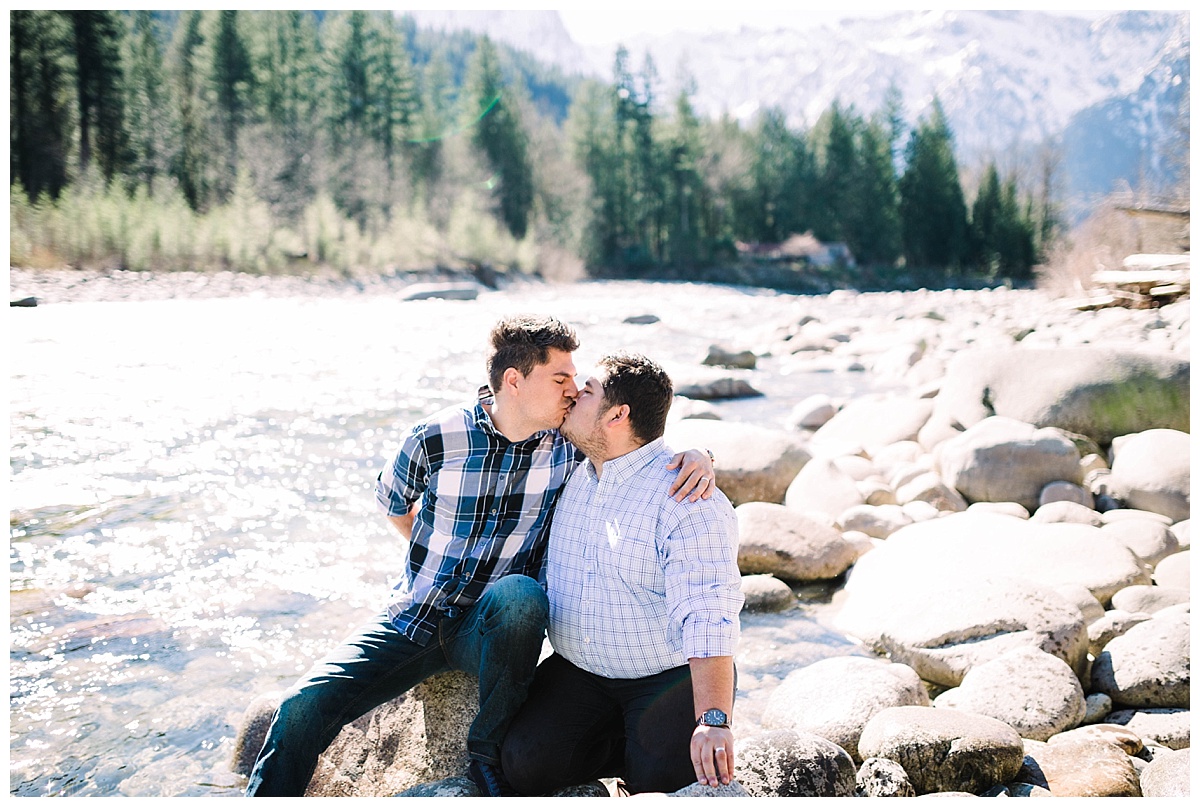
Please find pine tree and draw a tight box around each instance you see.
[465,36,534,240]
[169,10,212,209]
[969,163,1003,273]
[123,10,176,191]
[210,10,253,199]
[70,10,128,181]
[851,117,901,266]
[899,98,968,273]
[10,10,74,200]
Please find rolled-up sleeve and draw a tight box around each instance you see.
[375,425,430,517]
[662,500,743,660]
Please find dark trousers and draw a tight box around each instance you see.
[500,653,699,795]
[246,575,548,796]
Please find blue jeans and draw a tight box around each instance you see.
[245,575,548,796]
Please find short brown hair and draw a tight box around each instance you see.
[598,352,673,445]
[487,315,579,390]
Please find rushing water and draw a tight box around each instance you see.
[10,280,892,797]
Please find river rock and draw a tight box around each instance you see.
[1090,609,1190,708]
[1170,519,1190,549]
[672,368,763,400]
[855,757,915,797]
[1101,507,1174,525]
[1038,481,1093,508]
[857,706,1025,795]
[932,647,1085,741]
[837,504,913,539]
[1100,519,1180,567]
[894,472,968,513]
[668,396,721,421]
[735,502,858,582]
[1139,748,1190,796]
[734,729,856,797]
[1106,708,1191,750]
[1153,550,1189,588]
[843,511,1150,605]
[702,344,757,370]
[396,776,612,797]
[1017,734,1142,796]
[784,457,865,517]
[1107,429,1191,521]
[665,419,810,506]
[966,501,1030,519]
[936,417,1081,512]
[918,348,1190,448]
[740,574,795,613]
[762,657,930,762]
[1083,693,1114,724]
[788,394,838,429]
[1053,583,1105,624]
[1030,500,1104,525]
[1109,584,1189,614]
[662,781,749,797]
[231,671,478,796]
[810,395,933,456]
[231,691,285,776]
[623,313,660,325]
[401,282,482,301]
[1087,610,1153,656]
[838,575,1089,689]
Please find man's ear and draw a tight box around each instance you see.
[607,404,630,427]
[501,366,522,394]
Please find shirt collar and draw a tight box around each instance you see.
[587,436,666,485]
[473,384,555,444]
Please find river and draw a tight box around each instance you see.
[9,278,934,796]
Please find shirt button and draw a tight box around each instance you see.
[490,509,497,515]
[583,637,590,644]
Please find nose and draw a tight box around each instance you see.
[565,377,579,398]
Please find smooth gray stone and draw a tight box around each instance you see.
[401,282,482,301]
[1139,748,1190,796]
[734,729,857,797]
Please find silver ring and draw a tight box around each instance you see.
[715,747,725,753]
[700,476,710,483]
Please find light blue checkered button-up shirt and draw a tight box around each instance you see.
[547,437,743,679]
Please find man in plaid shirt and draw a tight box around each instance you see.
[246,316,715,797]
[501,352,742,795]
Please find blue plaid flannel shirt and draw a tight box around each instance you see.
[375,386,578,645]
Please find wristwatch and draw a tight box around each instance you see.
[696,708,730,729]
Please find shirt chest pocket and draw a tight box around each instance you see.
[600,517,663,592]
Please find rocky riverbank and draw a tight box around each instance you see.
[23,268,1186,796]
[220,275,1189,797]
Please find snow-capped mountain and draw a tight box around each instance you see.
[401,9,1189,209]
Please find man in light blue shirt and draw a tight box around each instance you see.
[501,352,743,795]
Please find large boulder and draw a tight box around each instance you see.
[1109,584,1189,615]
[671,367,763,400]
[918,348,1189,448]
[1106,708,1191,751]
[837,574,1088,688]
[1017,732,1142,796]
[232,671,478,797]
[1090,609,1190,708]
[783,457,865,517]
[734,729,857,797]
[809,395,933,456]
[735,502,859,582]
[840,511,1150,606]
[1107,429,1191,521]
[936,417,1081,512]
[762,657,930,761]
[1154,550,1190,588]
[1100,519,1180,567]
[666,420,810,506]
[1139,748,1190,797]
[932,647,1085,741]
[857,706,1025,795]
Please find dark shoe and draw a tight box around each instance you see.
[468,759,517,797]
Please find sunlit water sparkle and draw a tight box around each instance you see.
[10,281,889,796]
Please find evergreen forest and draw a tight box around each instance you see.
[10,10,1053,290]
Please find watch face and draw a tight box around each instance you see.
[701,708,728,726]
